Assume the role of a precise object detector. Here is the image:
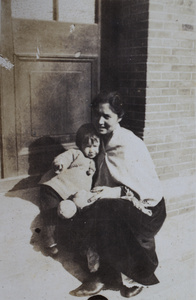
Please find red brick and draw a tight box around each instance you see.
[146,111,169,120]
[172,65,195,72]
[170,81,193,88]
[167,210,179,217]
[161,88,177,95]
[180,40,194,48]
[179,206,195,215]
[156,142,182,151]
[179,73,192,80]
[160,104,177,111]
[177,89,192,95]
[162,56,180,64]
[148,48,172,55]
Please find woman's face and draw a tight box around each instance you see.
[93,103,122,135]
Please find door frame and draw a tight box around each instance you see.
[0,0,17,178]
[0,0,101,178]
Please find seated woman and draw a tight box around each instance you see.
[69,91,166,298]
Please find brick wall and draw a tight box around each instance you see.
[101,0,196,216]
[118,0,149,138]
[144,0,196,216]
[101,0,149,138]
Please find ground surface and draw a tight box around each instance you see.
[0,183,195,300]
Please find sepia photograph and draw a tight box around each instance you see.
[0,1,195,299]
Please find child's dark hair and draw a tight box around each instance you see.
[92,91,124,118]
[76,123,99,150]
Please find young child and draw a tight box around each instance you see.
[39,123,100,254]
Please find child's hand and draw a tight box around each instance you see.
[86,168,95,176]
[53,159,63,174]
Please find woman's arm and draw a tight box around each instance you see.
[90,186,152,216]
[89,186,121,202]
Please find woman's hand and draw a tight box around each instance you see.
[88,186,121,203]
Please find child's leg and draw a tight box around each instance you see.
[39,185,63,253]
[40,185,62,211]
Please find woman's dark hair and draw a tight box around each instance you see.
[92,91,124,118]
[75,123,99,150]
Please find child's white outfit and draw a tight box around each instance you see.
[39,148,96,253]
[40,148,96,200]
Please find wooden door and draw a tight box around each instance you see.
[0,0,100,177]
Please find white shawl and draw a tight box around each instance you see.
[95,124,163,207]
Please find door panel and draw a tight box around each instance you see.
[12,19,99,56]
[0,2,100,177]
[15,56,97,175]
[16,59,91,143]
[30,70,89,137]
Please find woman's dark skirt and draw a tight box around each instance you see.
[40,185,166,286]
[64,197,166,286]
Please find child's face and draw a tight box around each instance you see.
[82,141,100,159]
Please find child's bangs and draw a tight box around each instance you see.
[83,134,99,146]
